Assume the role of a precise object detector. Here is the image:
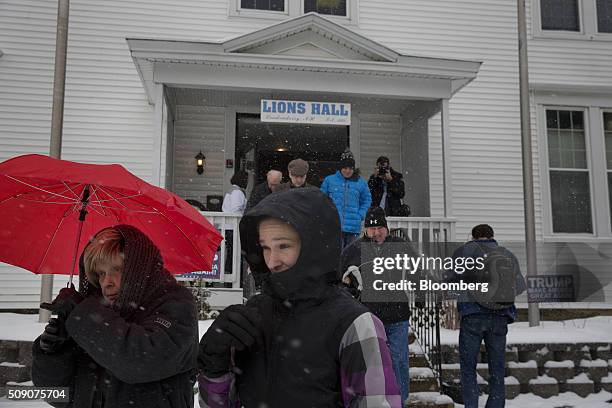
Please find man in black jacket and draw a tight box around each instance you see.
[368,156,405,216]
[244,169,282,212]
[340,207,412,403]
[32,225,199,408]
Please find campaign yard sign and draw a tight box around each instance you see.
[527,275,575,302]
[261,99,351,125]
[177,251,221,280]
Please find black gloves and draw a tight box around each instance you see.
[198,305,261,378]
[39,317,68,353]
[40,284,84,321]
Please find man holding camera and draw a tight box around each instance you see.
[368,156,405,217]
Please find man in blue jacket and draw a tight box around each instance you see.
[451,224,526,408]
[321,149,372,248]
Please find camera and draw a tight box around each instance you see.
[377,164,389,177]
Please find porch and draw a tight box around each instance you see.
[197,212,457,308]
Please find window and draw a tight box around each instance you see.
[536,0,612,38]
[546,109,593,233]
[241,0,284,11]
[230,0,357,22]
[605,112,612,228]
[597,0,612,32]
[304,0,347,16]
[541,0,580,31]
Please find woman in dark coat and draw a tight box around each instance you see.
[31,225,199,408]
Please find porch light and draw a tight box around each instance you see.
[195,151,206,175]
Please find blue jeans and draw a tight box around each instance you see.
[385,320,409,403]
[341,232,359,249]
[459,314,508,408]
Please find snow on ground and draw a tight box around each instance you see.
[440,316,612,345]
[0,314,46,342]
[0,396,203,407]
[0,313,214,342]
[0,313,214,407]
[3,314,612,407]
[454,390,612,408]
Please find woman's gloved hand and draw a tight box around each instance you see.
[39,317,69,353]
[40,284,84,321]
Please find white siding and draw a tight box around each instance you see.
[172,106,226,204]
[0,266,78,310]
[358,0,525,239]
[359,113,402,178]
[0,0,275,308]
[2,0,611,307]
[526,0,612,89]
[525,0,612,241]
[428,113,444,218]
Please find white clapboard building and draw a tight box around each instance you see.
[1,0,611,308]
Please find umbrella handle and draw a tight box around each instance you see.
[69,185,90,286]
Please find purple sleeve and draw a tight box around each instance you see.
[339,312,402,408]
[198,372,241,408]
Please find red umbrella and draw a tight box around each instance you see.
[0,154,223,277]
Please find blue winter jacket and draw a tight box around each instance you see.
[321,171,372,234]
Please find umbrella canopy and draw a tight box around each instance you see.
[0,154,223,276]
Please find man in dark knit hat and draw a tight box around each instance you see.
[321,149,371,248]
[340,206,413,404]
[32,225,199,408]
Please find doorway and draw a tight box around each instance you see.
[235,113,349,187]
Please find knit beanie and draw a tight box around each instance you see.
[79,224,175,319]
[339,149,355,169]
[364,207,388,230]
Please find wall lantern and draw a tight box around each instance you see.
[195,151,206,175]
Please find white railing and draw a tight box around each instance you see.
[386,216,457,254]
[197,213,457,287]
[195,212,456,308]
[199,211,243,288]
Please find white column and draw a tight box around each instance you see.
[440,98,453,218]
[152,83,165,186]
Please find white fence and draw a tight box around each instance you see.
[199,213,457,286]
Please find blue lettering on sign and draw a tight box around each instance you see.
[264,100,348,118]
[262,100,272,113]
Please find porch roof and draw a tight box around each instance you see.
[127,13,481,104]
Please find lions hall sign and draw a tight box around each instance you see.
[261,99,351,125]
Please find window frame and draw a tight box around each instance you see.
[541,106,595,236]
[537,99,612,240]
[229,0,290,19]
[301,0,350,20]
[533,0,612,40]
[596,0,612,33]
[229,0,358,24]
[603,109,612,232]
[538,0,583,34]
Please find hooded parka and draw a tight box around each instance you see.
[198,188,402,408]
